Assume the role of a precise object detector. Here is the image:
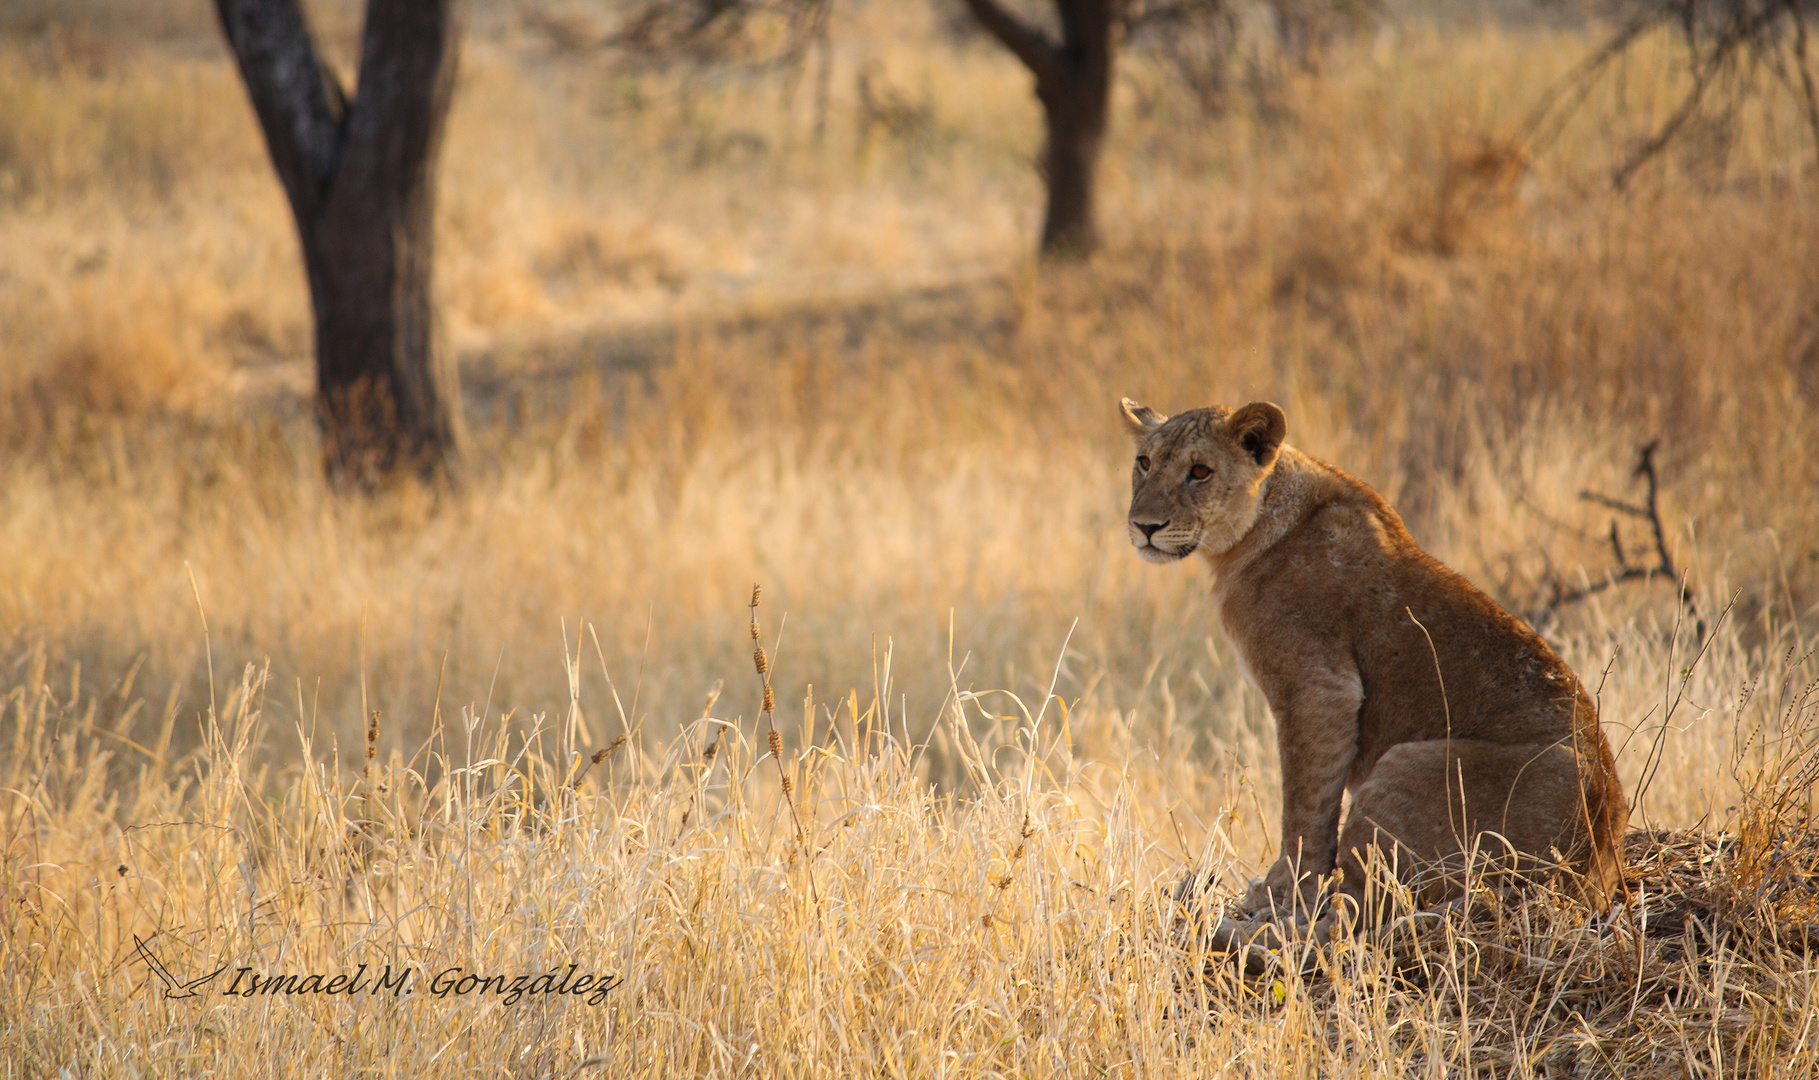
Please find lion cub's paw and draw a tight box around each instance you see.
[1243,864,1326,920]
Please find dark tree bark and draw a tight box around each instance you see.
[215,0,463,486]
[962,0,1119,258]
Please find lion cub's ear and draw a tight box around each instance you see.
[1228,402,1287,467]
[1119,397,1168,438]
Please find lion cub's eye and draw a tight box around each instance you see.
[1188,464,1213,481]
[1136,456,1151,472]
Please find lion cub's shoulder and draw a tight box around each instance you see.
[1222,449,1410,581]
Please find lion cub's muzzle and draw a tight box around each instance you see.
[1128,517,1197,562]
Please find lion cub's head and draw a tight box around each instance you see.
[1119,398,1288,563]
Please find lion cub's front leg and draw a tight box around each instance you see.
[1243,660,1364,918]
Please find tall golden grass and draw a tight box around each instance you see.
[3,2,1818,1074]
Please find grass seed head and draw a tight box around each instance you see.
[762,684,775,713]
[768,728,782,757]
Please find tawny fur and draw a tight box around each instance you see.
[1121,398,1627,922]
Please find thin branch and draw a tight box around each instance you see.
[1632,441,1680,591]
[603,0,831,70]
[1544,440,1700,633]
[1522,0,1819,184]
[1609,519,1631,571]
[1613,71,1719,189]
[962,0,1064,89]
[1546,566,1670,610]
[1123,0,1229,31]
[1613,2,1788,189]
[1578,492,1656,520]
[1520,7,1670,158]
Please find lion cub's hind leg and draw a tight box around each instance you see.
[1333,740,1592,922]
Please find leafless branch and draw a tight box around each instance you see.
[961,0,1063,89]
[1541,441,1702,636]
[583,0,832,69]
[1520,0,1819,188]
[1123,0,1230,31]
[1521,6,1671,156]
[1609,7,1783,190]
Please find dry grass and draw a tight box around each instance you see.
[4,601,1816,1076]
[3,1,1819,1075]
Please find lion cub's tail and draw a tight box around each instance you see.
[1575,728,1630,911]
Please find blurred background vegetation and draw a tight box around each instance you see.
[0,0,1814,825]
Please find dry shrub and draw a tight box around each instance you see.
[0,277,234,452]
[1395,135,1531,257]
[533,220,688,297]
[442,253,554,335]
[47,292,227,418]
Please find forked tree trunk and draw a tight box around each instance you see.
[963,0,1118,258]
[216,0,462,486]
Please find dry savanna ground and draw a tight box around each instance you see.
[3,0,1819,1075]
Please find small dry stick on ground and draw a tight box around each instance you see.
[751,584,818,902]
[1545,440,1703,637]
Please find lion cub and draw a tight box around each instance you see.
[1120,398,1626,925]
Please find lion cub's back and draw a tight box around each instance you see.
[1302,469,1589,748]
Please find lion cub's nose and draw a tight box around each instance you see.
[1134,520,1167,540]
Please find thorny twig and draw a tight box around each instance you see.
[1542,440,1704,638]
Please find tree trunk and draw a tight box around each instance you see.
[1037,74,1110,257]
[963,0,1118,259]
[216,0,463,487]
